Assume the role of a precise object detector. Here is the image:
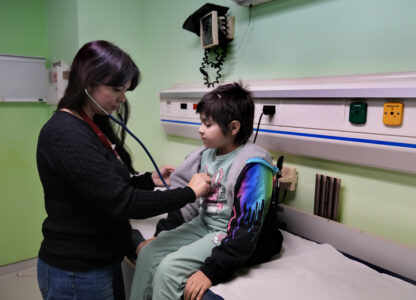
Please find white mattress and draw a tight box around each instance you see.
[130,216,416,300]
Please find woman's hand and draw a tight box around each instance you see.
[135,237,157,255]
[184,271,212,300]
[151,166,176,187]
[187,173,211,198]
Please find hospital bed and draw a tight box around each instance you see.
[122,204,416,300]
[123,72,416,299]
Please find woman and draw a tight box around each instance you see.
[36,40,211,300]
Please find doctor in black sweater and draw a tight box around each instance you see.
[36,40,211,300]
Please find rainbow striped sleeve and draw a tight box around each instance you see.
[226,159,276,242]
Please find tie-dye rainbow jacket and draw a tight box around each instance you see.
[155,141,283,284]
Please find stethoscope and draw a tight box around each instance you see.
[84,89,170,190]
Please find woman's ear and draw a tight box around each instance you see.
[229,120,241,136]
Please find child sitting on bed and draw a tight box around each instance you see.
[129,82,283,300]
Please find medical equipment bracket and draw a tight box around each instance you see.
[160,72,416,174]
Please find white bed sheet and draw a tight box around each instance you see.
[130,217,416,300]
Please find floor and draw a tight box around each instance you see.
[0,265,42,300]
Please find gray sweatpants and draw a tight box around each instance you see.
[129,217,223,300]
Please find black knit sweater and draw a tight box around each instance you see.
[36,111,195,271]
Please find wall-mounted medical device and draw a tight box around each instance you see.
[383,102,404,126]
[349,101,367,124]
[160,72,416,174]
[199,10,235,49]
[183,4,235,87]
[200,11,219,49]
[47,60,70,105]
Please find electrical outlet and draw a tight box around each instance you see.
[263,105,276,115]
[383,102,404,126]
[349,101,367,124]
[278,166,297,191]
[254,103,277,126]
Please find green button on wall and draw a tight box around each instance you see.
[349,101,367,124]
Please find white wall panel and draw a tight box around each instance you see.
[278,100,346,130]
[160,72,416,174]
[0,55,47,102]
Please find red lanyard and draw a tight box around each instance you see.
[78,110,120,159]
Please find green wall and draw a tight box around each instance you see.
[45,0,79,65]
[1,0,415,266]
[124,0,416,248]
[0,0,47,57]
[0,103,50,266]
[0,0,49,266]
[0,0,80,266]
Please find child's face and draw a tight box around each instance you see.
[198,114,237,155]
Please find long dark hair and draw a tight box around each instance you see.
[58,40,140,172]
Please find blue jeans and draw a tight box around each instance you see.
[37,258,125,300]
[201,289,225,300]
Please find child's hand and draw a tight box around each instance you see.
[135,237,157,255]
[184,270,212,300]
[151,165,175,187]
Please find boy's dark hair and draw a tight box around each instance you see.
[196,82,254,145]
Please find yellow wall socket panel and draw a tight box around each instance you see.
[383,102,404,126]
